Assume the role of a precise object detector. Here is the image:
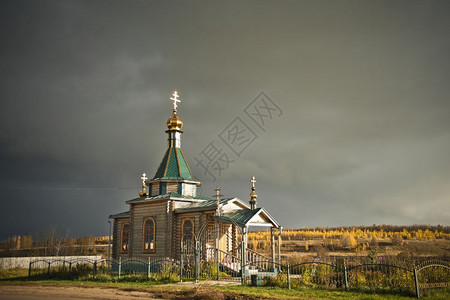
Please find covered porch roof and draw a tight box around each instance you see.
[174,197,249,213]
[216,207,280,228]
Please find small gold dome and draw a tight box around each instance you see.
[166,111,183,131]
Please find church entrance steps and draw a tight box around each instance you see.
[213,247,278,278]
[245,248,273,270]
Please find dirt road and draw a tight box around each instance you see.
[0,285,161,300]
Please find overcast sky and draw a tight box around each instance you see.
[1,0,449,240]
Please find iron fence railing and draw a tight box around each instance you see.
[28,256,449,298]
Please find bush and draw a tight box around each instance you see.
[392,233,404,246]
[368,250,378,263]
[118,274,149,282]
[341,233,357,249]
[262,273,286,287]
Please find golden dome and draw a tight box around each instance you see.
[166,111,183,131]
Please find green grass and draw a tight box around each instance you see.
[0,268,28,279]
[1,269,449,299]
[216,285,450,299]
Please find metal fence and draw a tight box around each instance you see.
[0,256,102,269]
[28,257,449,298]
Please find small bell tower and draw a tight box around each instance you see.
[148,91,201,197]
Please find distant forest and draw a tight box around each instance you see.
[279,224,450,240]
[247,224,449,258]
[1,224,449,258]
[0,227,106,257]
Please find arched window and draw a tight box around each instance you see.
[182,218,194,248]
[143,217,156,253]
[121,223,129,253]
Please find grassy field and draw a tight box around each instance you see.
[1,268,449,299]
[246,225,450,261]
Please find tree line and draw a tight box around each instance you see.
[278,224,450,241]
[0,227,100,257]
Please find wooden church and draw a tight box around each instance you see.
[109,92,281,266]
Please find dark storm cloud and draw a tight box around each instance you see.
[1,0,449,239]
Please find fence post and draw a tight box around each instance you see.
[344,266,349,290]
[69,262,72,273]
[195,240,200,283]
[287,264,291,290]
[216,248,220,281]
[47,262,51,277]
[118,257,122,280]
[93,261,97,276]
[147,257,151,279]
[28,261,31,277]
[180,241,183,283]
[414,268,420,298]
[241,240,245,285]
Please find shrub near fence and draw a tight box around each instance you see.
[289,261,345,289]
[416,259,450,289]
[347,263,414,294]
[242,258,449,297]
[102,257,180,282]
[29,258,101,278]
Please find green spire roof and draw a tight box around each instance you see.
[153,147,196,180]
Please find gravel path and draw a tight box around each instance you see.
[0,285,161,300]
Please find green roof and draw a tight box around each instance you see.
[166,192,211,200]
[220,208,263,226]
[218,207,280,228]
[174,198,235,213]
[126,192,212,204]
[153,147,196,180]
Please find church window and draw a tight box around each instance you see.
[206,215,215,245]
[143,217,156,253]
[121,223,129,253]
[182,218,194,248]
[159,182,167,194]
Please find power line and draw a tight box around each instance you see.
[0,186,137,191]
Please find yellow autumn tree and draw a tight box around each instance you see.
[341,233,357,249]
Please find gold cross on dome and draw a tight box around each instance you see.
[250,176,256,188]
[141,173,147,186]
[170,91,181,111]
